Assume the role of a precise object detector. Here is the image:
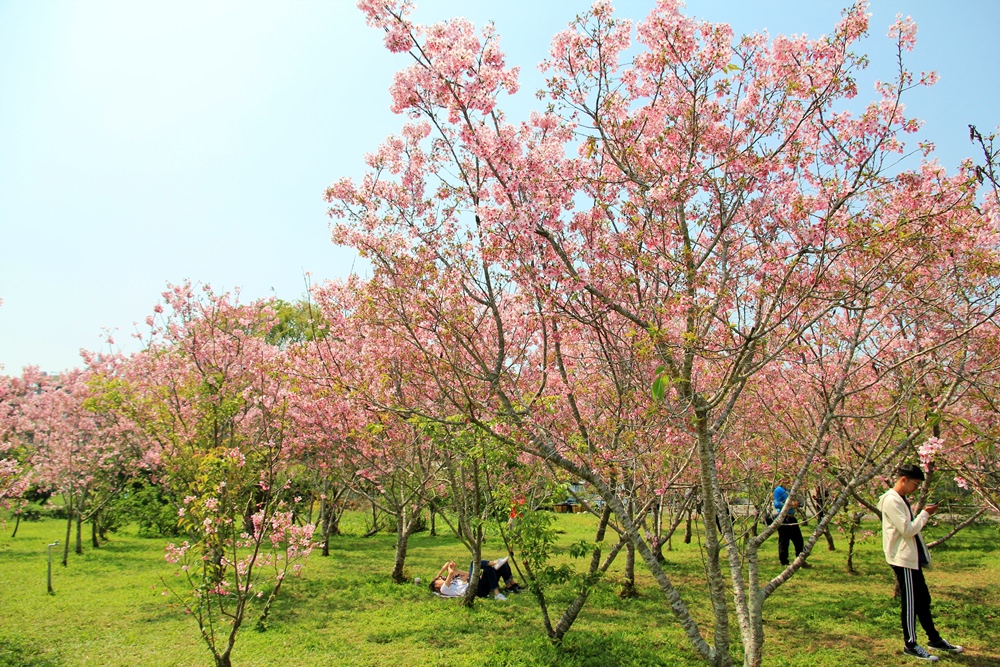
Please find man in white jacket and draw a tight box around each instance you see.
[878,464,963,661]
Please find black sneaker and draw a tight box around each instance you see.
[928,639,964,653]
[903,645,939,661]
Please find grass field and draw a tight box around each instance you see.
[0,511,997,667]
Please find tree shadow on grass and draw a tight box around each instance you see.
[953,654,1000,667]
[257,567,432,629]
[0,635,62,667]
[0,547,49,564]
[930,528,1000,575]
[131,599,195,627]
[475,631,685,667]
[0,536,175,572]
[326,534,403,554]
[92,539,163,555]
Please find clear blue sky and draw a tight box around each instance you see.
[1,0,996,374]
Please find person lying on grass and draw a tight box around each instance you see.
[430,558,522,600]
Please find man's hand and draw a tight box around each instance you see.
[924,502,940,516]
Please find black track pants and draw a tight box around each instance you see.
[891,565,941,647]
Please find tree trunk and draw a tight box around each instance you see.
[605,486,725,665]
[391,511,414,584]
[318,495,341,557]
[665,490,694,551]
[328,506,341,537]
[317,495,328,555]
[846,517,857,574]
[75,511,83,555]
[551,505,620,641]
[742,582,765,667]
[812,488,836,551]
[462,530,484,608]
[523,438,727,665]
[652,496,666,562]
[845,510,863,574]
[695,425,734,667]
[521,556,555,637]
[257,574,286,631]
[91,516,99,549]
[824,528,836,551]
[62,508,72,567]
[361,497,380,537]
[10,512,20,538]
[620,540,638,598]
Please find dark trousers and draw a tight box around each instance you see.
[471,560,513,597]
[777,518,804,565]
[891,565,941,647]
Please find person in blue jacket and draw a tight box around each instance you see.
[774,482,810,568]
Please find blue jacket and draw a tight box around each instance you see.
[774,486,794,516]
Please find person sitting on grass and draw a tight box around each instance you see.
[430,557,522,600]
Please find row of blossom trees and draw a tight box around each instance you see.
[2,2,999,667]
[0,241,996,667]
[320,1,1000,666]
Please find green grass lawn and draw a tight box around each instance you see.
[1,511,997,667]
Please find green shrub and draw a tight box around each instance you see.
[14,508,41,522]
[110,479,183,538]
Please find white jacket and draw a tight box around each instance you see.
[878,488,931,569]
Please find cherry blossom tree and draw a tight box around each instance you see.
[328,2,998,665]
[0,368,49,532]
[301,278,441,579]
[283,373,354,556]
[969,124,999,204]
[913,318,1000,520]
[21,364,151,563]
[346,415,439,584]
[120,284,314,667]
[308,277,526,592]
[283,320,355,556]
